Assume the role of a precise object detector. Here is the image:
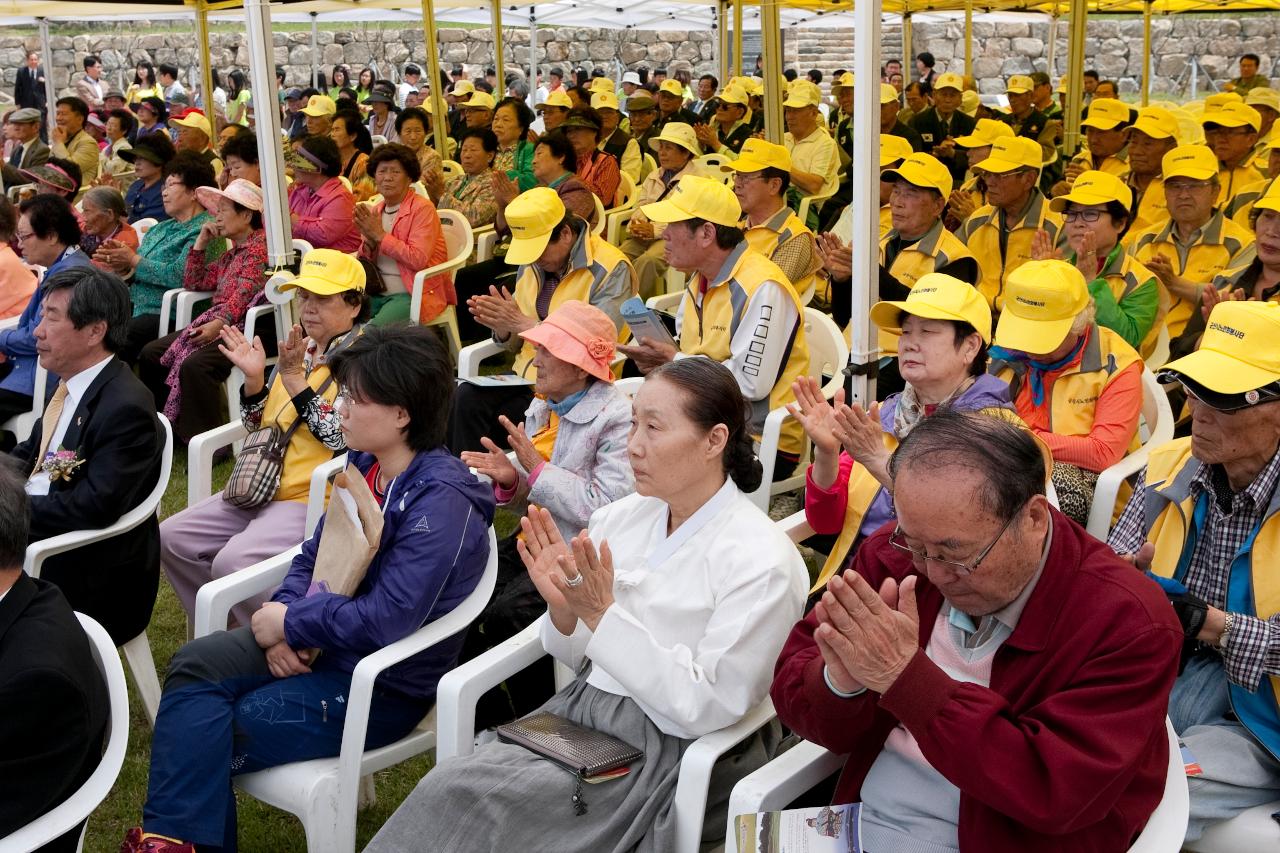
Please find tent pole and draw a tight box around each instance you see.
[717,0,730,84]
[490,0,505,95]
[193,0,215,120]
[964,0,973,79]
[310,13,319,90]
[761,0,783,144]
[850,0,883,405]
[38,18,55,133]
[1141,0,1152,106]
[1046,12,1058,77]
[421,0,450,162]
[902,12,912,81]
[529,7,538,99]
[733,0,743,78]
[1064,0,1087,155]
[244,0,294,269]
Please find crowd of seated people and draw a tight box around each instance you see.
[7,54,1280,853]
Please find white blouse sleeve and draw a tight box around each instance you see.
[538,610,593,671]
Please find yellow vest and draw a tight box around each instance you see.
[1070,148,1131,181]
[678,245,809,456]
[1091,246,1165,360]
[1128,174,1169,238]
[877,220,979,354]
[991,323,1142,446]
[262,364,341,504]
[880,205,893,240]
[1218,160,1268,207]
[1144,437,1280,757]
[744,206,824,301]
[512,229,636,378]
[1226,176,1275,231]
[958,191,1064,311]
[1132,211,1256,338]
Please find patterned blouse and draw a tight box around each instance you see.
[129,211,225,317]
[494,140,536,192]
[416,145,443,191]
[182,228,268,326]
[439,170,499,228]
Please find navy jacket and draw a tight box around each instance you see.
[275,448,495,701]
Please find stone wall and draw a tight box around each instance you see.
[3,15,1277,103]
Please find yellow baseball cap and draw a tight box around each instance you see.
[1205,92,1244,110]
[974,136,1043,173]
[1049,169,1133,211]
[741,77,765,97]
[1162,144,1219,181]
[1251,178,1280,213]
[1006,75,1034,95]
[536,90,572,111]
[879,83,899,105]
[1160,301,1280,395]
[1131,106,1179,140]
[588,77,615,95]
[649,122,702,156]
[715,84,749,106]
[300,94,337,117]
[994,260,1091,353]
[640,174,742,227]
[1081,98,1131,130]
[783,80,822,108]
[658,79,685,98]
[590,91,620,112]
[831,71,853,92]
[459,91,496,111]
[1201,101,1261,131]
[723,138,791,173]
[934,72,964,92]
[960,90,981,116]
[505,187,568,266]
[880,133,915,168]
[450,80,475,97]
[1247,87,1280,114]
[869,273,993,343]
[954,118,1015,148]
[881,152,954,197]
[281,248,366,295]
[171,110,212,138]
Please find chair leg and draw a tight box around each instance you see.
[121,631,162,727]
[358,774,377,810]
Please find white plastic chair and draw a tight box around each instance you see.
[1187,799,1280,851]
[641,152,657,181]
[611,170,637,212]
[435,619,780,853]
[591,193,607,237]
[371,134,388,147]
[1146,323,1171,371]
[697,153,730,173]
[475,226,501,262]
[727,718,1187,853]
[746,307,850,513]
[193,527,499,853]
[0,613,129,853]
[24,413,173,727]
[796,187,836,226]
[606,207,635,247]
[411,209,474,363]
[133,216,159,237]
[0,360,48,446]
[441,159,464,179]
[1085,368,1176,540]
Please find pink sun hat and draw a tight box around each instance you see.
[195,178,263,214]
[519,300,618,382]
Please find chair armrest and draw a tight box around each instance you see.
[476,229,500,262]
[435,620,548,760]
[187,421,250,507]
[304,453,348,538]
[244,303,275,341]
[606,209,635,246]
[175,290,212,331]
[777,509,816,544]
[458,338,507,380]
[192,545,301,637]
[724,740,847,846]
[745,405,792,511]
[1086,445,1156,540]
[672,699,777,853]
[157,287,184,337]
[645,292,683,313]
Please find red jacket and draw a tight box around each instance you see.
[771,510,1182,852]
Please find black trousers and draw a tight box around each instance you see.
[445,380,535,455]
[452,258,518,344]
[119,313,161,366]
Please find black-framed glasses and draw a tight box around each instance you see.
[1063,209,1105,223]
[888,500,1027,576]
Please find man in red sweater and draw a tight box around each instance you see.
[771,410,1183,852]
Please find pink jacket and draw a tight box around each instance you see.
[0,246,36,320]
[360,192,451,322]
[289,177,362,253]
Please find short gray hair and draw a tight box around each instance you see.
[83,186,127,219]
[889,409,1045,521]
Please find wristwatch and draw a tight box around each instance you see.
[1218,612,1235,652]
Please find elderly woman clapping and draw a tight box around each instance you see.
[369,357,806,853]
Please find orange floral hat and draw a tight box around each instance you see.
[519,300,618,382]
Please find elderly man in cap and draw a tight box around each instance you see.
[281,87,307,140]
[618,70,642,110]
[784,80,840,227]
[876,82,924,153]
[535,89,572,134]
[620,174,810,477]
[693,83,754,157]
[619,123,703,296]
[1246,87,1280,149]
[624,93,660,154]
[946,118,1014,227]
[1124,106,1181,235]
[1003,74,1057,168]
[449,187,635,454]
[1,108,49,187]
[772,407,1182,852]
[1132,144,1256,340]
[171,110,223,177]
[654,78,700,129]
[957,136,1064,310]
[1030,70,1062,120]
[1059,98,1133,195]
[457,90,495,131]
[1203,101,1267,206]
[591,91,641,182]
[1109,299,1280,843]
[50,96,98,196]
[881,152,979,293]
[910,72,976,184]
[300,94,337,137]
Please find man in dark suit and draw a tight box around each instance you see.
[910,72,977,184]
[14,51,46,111]
[11,265,162,646]
[0,458,108,853]
[1,107,50,187]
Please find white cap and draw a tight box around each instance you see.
[621,71,641,86]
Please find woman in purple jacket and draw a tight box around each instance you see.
[122,325,495,853]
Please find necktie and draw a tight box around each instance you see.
[9,144,22,168]
[33,381,68,474]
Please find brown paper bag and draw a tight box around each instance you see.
[310,465,385,597]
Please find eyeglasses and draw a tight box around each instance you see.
[14,230,35,243]
[888,500,1027,576]
[1164,179,1214,195]
[1205,126,1254,137]
[1063,209,1105,223]
[982,169,1033,183]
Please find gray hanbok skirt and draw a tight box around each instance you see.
[365,675,693,853]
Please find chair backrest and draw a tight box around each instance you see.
[1145,323,1171,371]
[133,217,159,237]
[371,134,388,147]
[24,263,45,285]
[698,153,728,171]
[435,209,476,268]
[0,613,128,851]
[6,183,35,203]
[1126,718,1189,852]
[615,376,645,399]
[613,171,637,210]
[1139,367,1175,448]
[442,159,464,178]
[802,307,851,398]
